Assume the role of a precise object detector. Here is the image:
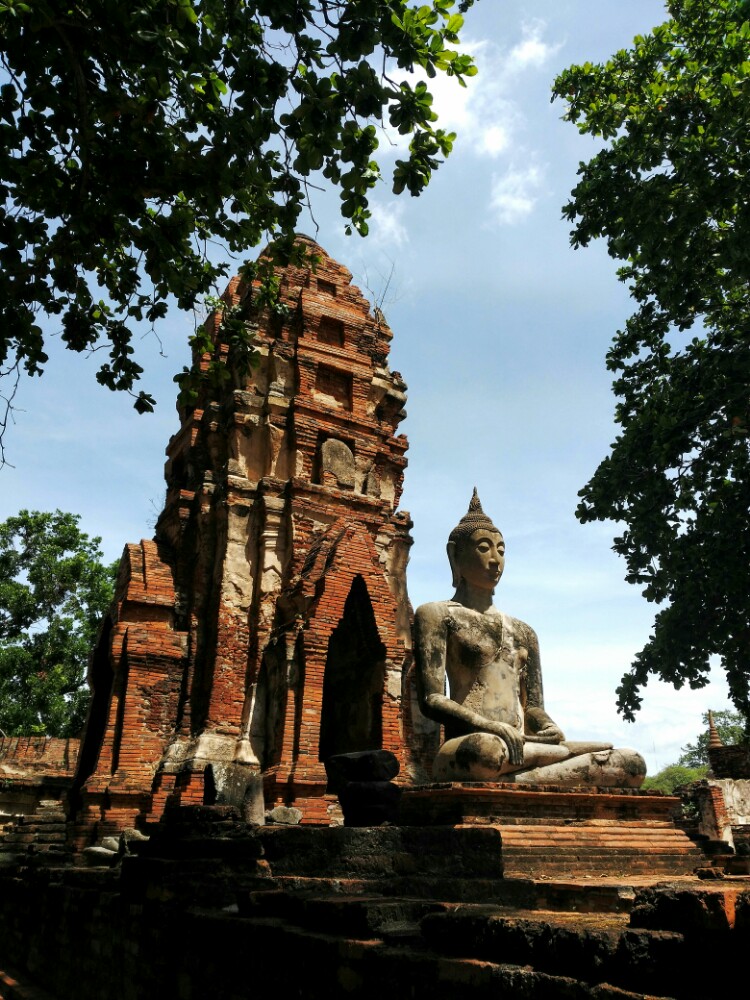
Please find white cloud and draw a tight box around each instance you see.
[490,164,545,224]
[376,21,561,164]
[506,20,563,73]
[368,200,409,248]
[542,645,733,775]
[480,124,511,156]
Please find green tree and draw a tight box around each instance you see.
[641,763,707,794]
[678,709,745,767]
[0,0,476,445]
[553,0,750,734]
[0,510,117,737]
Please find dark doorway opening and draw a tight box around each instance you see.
[318,575,385,763]
[69,617,114,814]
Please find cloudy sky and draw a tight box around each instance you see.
[1,1,731,771]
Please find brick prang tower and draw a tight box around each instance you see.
[73,237,433,843]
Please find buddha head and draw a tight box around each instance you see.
[447,489,505,592]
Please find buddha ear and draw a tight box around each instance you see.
[446,541,461,589]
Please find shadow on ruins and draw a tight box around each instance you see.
[2,241,750,1000]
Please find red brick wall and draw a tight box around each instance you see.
[0,737,79,778]
[73,238,415,841]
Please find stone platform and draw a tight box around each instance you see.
[399,782,703,877]
[1,807,748,1000]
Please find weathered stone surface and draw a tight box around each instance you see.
[320,437,356,488]
[419,907,688,997]
[0,737,79,846]
[326,749,400,785]
[121,827,149,843]
[266,806,303,826]
[81,846,117,867]
[0,737,79,781]
[629,882,746,935]
[119,827,150,856]
[256,826,504,880]
[205,763,265,825]
[338,780,402,827]
[695,865,726,879]
[734,889,750,938]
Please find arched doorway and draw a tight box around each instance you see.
[318,576,385,763]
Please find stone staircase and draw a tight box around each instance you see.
[495,819,704,877]
[118,804,749,999]
[0,801,69,867]
[2,805,749,999]
[234,876,750,1000]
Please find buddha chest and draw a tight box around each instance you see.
[444,606,527,725]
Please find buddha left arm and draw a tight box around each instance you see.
[518,621,565,744]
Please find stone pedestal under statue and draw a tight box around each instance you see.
[399,781,703,877]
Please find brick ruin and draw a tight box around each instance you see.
[0,737,78,820]
[5,242,750,1000]
[69,237,437,846]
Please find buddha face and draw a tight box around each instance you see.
[455,529,505,591]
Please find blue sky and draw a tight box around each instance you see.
[0,2,731,770]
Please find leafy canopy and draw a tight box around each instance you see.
[0,510,117,737]
[553,0,750,731]
[0,0,476,428]
[641,763,707,794]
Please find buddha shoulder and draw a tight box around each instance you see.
[503,614,539,651]
[414,600,454,634]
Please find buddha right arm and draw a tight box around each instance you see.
[414,604,524,764]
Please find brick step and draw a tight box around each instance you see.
[503,847,702,864]
[500,829,693,841]
[0,806,70,867]
[401,784,683,828]
[256,876,642,913]
[239,888,440,939]
[499,826,702,857]
[501,838,699,851]
[504,861,701,878]
[497,821,679,833]
[419,905,687,998]
[0,832,67,847]
[12,813,66,826]
[504,854,699,866]
[491,817,676,828]
[240,891,696,997]
[505,864,700,878]
[498,819,703,877]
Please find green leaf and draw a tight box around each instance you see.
[554,0,750,731]
[0,0,477,457]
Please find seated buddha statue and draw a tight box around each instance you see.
[414,491,646,787]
